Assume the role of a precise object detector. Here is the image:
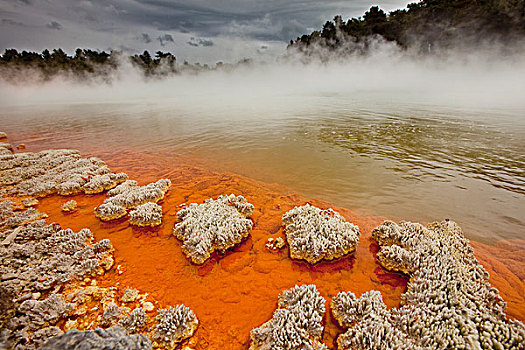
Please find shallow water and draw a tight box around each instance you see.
[1,96,524,243]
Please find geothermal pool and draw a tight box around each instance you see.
[2,57,525,347]
[1,97,524,244]
[1,98,524,348]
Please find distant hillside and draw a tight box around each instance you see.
[288,0,525,56]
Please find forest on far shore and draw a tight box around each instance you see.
[288,0,525,56]
[0,48,251,83]
[1,0,524,82]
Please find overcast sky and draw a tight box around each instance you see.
[0,0,409,64]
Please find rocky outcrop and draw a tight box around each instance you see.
[282,204,360,264]
[250,284,327,350]
[332,220,525,349]
[173,194,254,264]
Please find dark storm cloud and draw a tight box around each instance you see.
[46,21,62,30]
[157,33,174,46]
[187,37,214,47]
[2,18,26,26]
[143,0,406,40]
[0,0,408,61]
[141,33,152,43]
[26,0,406,42]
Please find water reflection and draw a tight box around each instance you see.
[315,111,525,195]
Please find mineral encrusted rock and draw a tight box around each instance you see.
[0,219,115,348]
[129,202,163,227]
[41,326,152,350]
[0,148,127,197]
[0,138,173,349]
[331,220,525,350]
[61,200,78,212]
[100,303,128,328]
[152,305,199,350]
[0,206,48,230]
[173,194,254,264]
[266,237,286,250]
[250,284,328,350]
[83,173,128,194]
[0,142,14,153]
[121,287,140,302]
[118,308,147,334]
[95,178,171,222]
[282,204,360,264]
[94,202,128,221]
[21,197,38,207]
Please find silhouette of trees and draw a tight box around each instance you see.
[289,0,525,54]
[129,50,177,76]
[0,48,119,81]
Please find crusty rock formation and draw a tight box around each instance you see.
[121,287,140,303]
[118,308,147,334]
[61,200,78,212]
[0,204,47,230]
[266,237,286,250]
[0,136,187,349]
[100,303,128,328]
[0,219,115,348]
[173,194,254,264]
[250,284,328,350]
[94,179,171,222]
[129,202,163,227]
[94,202,128,221]
[0,148,127,197]
[152,305,199,350]
[282,204,360,264]
[331,220,525,350]
[0,141,13,155]
[83,173,129,194]
[41,326,152,350]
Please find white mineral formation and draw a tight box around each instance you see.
[152,305,198,350]
[173,194,254,264]
[250,284,328,350]
[0,148,127,197]
[83,173,128,194]
[60,200,78,212]
[331,220,525,350]
[129,202,162,227]
[94,179,171,222]
[265,237,286,250]
[282,204,360,264]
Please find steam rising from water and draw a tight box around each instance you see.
[1,45,525,112]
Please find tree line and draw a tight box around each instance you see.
[289,0,525,56]
[0,48,231,82]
